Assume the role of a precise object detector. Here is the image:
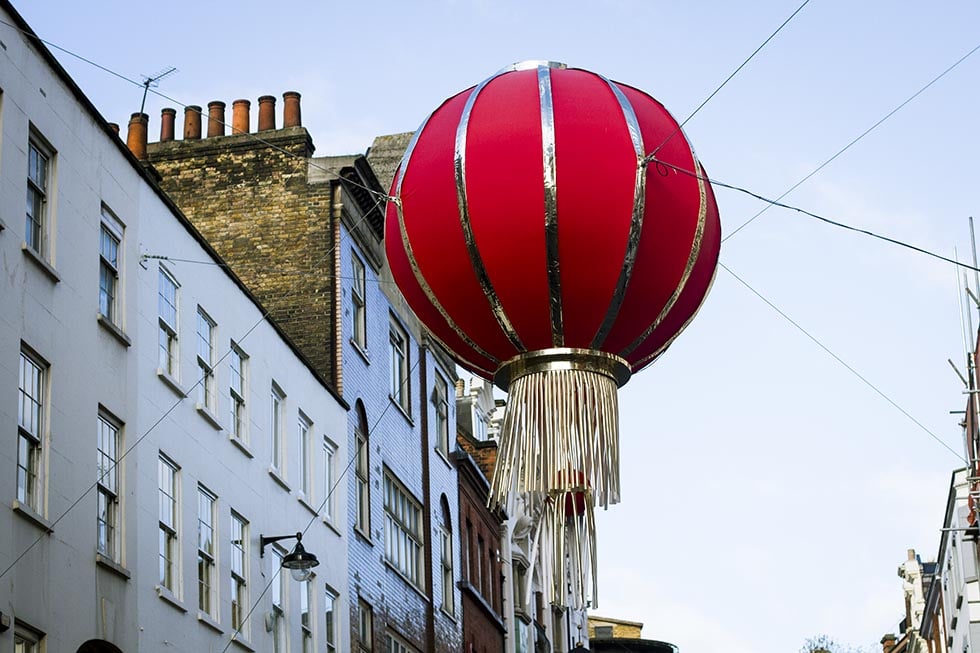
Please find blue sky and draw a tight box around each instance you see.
[17,1,980,650]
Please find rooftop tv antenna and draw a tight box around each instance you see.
[139,67,178,114]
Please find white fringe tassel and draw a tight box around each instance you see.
[525,491,598,610]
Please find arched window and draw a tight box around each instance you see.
[77,640,124,653]
[439,494,455,616]
[355,400,371,535]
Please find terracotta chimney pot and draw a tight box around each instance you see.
[207,101,226,138]
[126,112,149,160]
[257,95,276,131]
[184,105,202,140]
[107,122,120,136]
[283,91,301,128]
[232,99,250,135]
[160,108,176,142]
[881,634,897,653]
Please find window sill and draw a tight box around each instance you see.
[97,314,132,348]
[354,526,373,546]
[230,436,254,459]
[12,500,53,532]
[156,585,188,613]
[228,634,256,652]
[323,517,342,538]
[268,467,291,492]
[459,580,505,629]
[384,559,428,601]
[434,446,453,469]
[21,243,60,283]
[389,396,414,425]
[196,404,223,430]
[298,495,319,518]
[350,339,370,365]
[96,552,131,579]
[198,611,224,634]
[157,369,187,398]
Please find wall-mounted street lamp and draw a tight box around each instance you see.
[259,532,320,581]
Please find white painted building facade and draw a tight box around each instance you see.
[0,3,349,651]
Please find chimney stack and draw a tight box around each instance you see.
[207,101,226,138]
[283,91,301,128]
[257,95,276,131]
[232,99,250,135]
[881,634,897,653]
[107,122,120,136]
[184,105,202,140]
[126,112,148,160]
[160,108,176,142]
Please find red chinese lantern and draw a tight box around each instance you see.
[385,61,720,606]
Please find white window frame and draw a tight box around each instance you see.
[158,454,180,594]
[230,511,249,635]
[324,585,338,653]
[386,630,420,653]
[322,438,337,524]
[351,251,367,350]
[14,621,44,653]
[433,370,450,456]
[440,524,455,617]
[197,485,217,618]
[229,343,248,443]
[271,384,285,474]
[158,266,179,378]
[271,546,287,653]
[300,577,313,653]
[298,412,312,498]
[97,410,122,561]
[17,347,46,513]
[196,307,216,411]
[355,426,370,535]
[389,317,411,414]
[26,134,52,257]
[99,206,123,325]
[383,471,424,589]
[358,599,374,653]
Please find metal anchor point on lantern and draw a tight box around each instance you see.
[384,59,721,610]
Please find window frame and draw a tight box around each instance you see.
[300,577,313,653]
[17,346,47,513]
[440,523,455,617]
[323,437,337,524]
[99,206,123,325]
[158,266,180,378]
[270,384,285,474]
[355,423,370,536]
[196,307,216,411]
[298,411,312,498]
[230,510,249,635]
[158,454,179,594]
[197,484,218,618]
[383,470,424,589]
[96,410,122,560]
[270,546,287,653]
[358,599,374,653]
[351,251,367,350]
[14,621,44,653]
[433,370,450,456]
[229,343,248,443]
[324,585,338,653]
[386,630,421,653]
[388,317,411,415]
[26,135,53,257]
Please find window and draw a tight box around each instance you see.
[325,586,338,653]
[352,252,367,349]
[99,207,123,324]
[197,485,217,618]
[384,472,424,588]
[14,623,43,653]
[358,600,374,653]
[301,578,313,653]
[439,498,454,616]
[472,405,488,442]
[158,267,179,377]
[271,384,285,473]
[355,414,370,535]
[26,138,50,255]
[229,344,247,442]
[97,412,121,560]
[323,438,337,523]
[271,547,287,653]
[298,412,312,498]
[433,371,450,456]
[230,511,248,634]
[513,561,529,617]
[158,455,179,593]
[477,536,485,596]
[386,631,420,653]
[17,348,45,511]
[196,308,215,410]
[389,318,410,414]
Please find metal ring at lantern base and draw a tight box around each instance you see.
[493,348,632,392]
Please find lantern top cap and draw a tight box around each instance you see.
[505,60,568,73]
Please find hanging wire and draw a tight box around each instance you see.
[721,261,967,463]
[645,0,813,161]
[723,41,980,243]
[648,156,980,273]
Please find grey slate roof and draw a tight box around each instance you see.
[366,132,414,193]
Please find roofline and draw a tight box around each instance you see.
[588,615,645,628]
[2,0,348,410]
